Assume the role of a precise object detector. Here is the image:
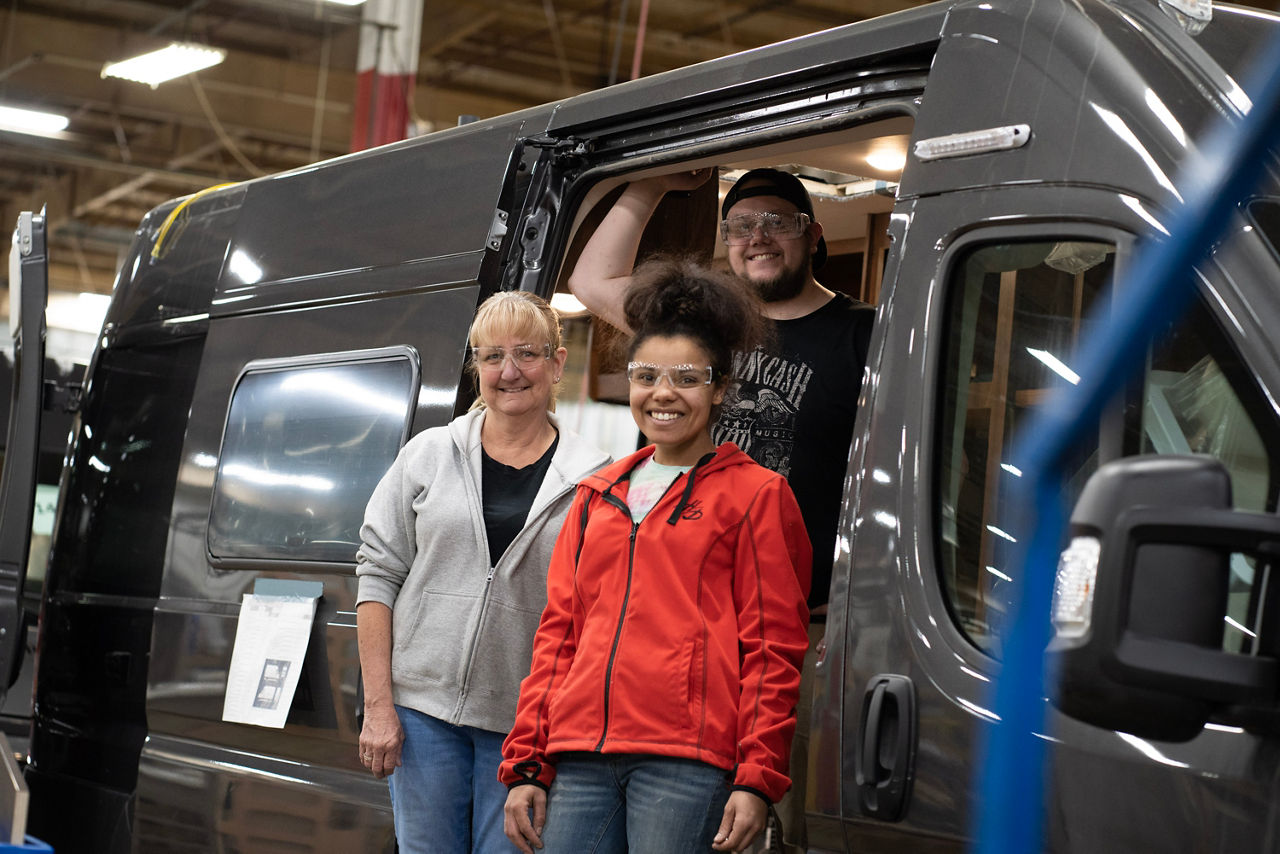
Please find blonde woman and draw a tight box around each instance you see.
[356,291,609,853]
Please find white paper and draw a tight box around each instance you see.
[222,594,317,728]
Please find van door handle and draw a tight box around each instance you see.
[855,674,916,821]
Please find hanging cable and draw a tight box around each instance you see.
[190,75,264,177]
[542,0,574,94]
[310,23,332,162]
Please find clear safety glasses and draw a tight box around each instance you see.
[471,343,551,371]
[625,362,715,389]
[719,211,811,245]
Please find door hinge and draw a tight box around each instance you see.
[487,209,509,252]
[522,134,594,157]
[15,211,33,257]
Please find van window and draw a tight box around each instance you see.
[937,240,1277,656]
[936,240,1115,654]
[208,350,418,564]
[1126,298,1277,654]
[1247,198,1280,261]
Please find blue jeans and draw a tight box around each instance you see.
[388,706,509,854]
[539,754,732,853]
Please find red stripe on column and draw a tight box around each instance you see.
[350,70,413,152]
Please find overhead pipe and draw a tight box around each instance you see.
[629,0,651,80]
[607,0,630,85]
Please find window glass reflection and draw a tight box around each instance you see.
[937,240,1114,656]
[936,238,1277,659]
[209,354,416,563]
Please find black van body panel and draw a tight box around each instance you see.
[126,287,479,851]
[13,1,1280,852]
[904,0,1245,205]
[103,188,245,340]
[25,335,207,854]
[544,4,944,137]
[121,106,526,850]
[213,114,547,313]
[23,187,247,852]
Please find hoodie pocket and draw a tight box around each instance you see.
[613,634,697,734]
[669,636,698,730]
[392,588,477,686]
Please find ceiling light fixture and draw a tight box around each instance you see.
[101,42,227,88]
[0,105,69,135]
[324,0,368,5]
[865,149,907,172]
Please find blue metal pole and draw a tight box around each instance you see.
[973,35,1280,854]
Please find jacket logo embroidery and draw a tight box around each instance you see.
[681,500,703,521]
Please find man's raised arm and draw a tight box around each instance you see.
[566,168,713,332]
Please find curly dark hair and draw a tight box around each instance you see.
[622,255,771,385]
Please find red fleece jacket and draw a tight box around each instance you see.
[500,443,811,804]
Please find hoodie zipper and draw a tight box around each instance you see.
[595,490,637,752]
[455,453,575,718]
[590,455,710,752]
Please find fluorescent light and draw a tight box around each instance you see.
[102,42,226,88]
[1026,347,1081,385]
[325,0,367,4]
[0,105,69,135]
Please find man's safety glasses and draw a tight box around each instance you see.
[719,211,811,245]
[471,344,551,370]
[626,362,715,389]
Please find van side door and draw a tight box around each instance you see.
[820,183,1280,853]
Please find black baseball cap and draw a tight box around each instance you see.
[721,167,827,271]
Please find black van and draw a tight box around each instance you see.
[5,0,1280,851]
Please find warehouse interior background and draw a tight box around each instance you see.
[1,0,1275,362]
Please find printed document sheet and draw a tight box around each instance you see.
[222,594,317,728]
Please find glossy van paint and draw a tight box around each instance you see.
[7,1,1280,852]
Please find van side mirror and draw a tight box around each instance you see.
[1047,455,1280,741]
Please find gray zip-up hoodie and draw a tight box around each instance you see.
[356,408,610,733]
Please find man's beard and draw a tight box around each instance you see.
[750,261,807,302]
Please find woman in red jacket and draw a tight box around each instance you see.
[501,257,812,854]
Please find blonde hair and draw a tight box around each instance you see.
[467,291,563,412]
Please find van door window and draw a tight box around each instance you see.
[937,239,1277,657]
[937,240,1115,654]
[207,350,418,565]
[1246,198,1280,256]
[1126,298,1277,654]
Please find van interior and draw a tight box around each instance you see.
[548,116,912,461]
